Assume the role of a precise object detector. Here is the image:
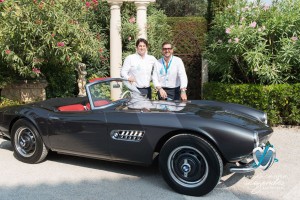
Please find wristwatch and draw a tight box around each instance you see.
[180,88,187,93]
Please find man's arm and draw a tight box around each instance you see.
[152,60,161,88]
[121,56,131,80]
[152,60,167,99]
[177,58,188,89]
[177,58,188,101]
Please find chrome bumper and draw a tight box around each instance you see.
[0,130,10,140]
[230,142,277,173]
[230,160,258,173]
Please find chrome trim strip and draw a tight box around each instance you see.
[229,160,257,173]
[110,130,145,142]
[254,131,259,148]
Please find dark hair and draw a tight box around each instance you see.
[136,38,148,47]
[162,41,173,48]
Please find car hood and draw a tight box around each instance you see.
[184,101,269,130]
[138,100,268,130]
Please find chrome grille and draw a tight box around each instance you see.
[110,130,145,142]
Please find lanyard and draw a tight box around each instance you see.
[162,56,173,74]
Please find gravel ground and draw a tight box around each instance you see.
[0,126,299,200]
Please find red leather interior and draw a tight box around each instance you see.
[85,103,91,110]
[58,100,110,112]
[86,100,110,109]
[94,100,110,107]
[58,104,86,112]
[89,77,110,83]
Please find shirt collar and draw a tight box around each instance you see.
[136,52,148,59]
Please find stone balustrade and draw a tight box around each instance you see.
[1,80,48,103]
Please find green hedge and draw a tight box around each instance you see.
[203,82,300,125]
[167,17,207,52]
[167,17,207,99]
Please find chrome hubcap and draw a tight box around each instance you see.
[168,146,209,188]
[181,159,191,177]
[14,127,36,157]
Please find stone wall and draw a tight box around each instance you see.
[1,80,48,103]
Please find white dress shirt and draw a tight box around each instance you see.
[121,53,157,88]
[152,56,188,89]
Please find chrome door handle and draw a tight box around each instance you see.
[49,116,60,120]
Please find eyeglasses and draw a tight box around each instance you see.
[162,48,172,51]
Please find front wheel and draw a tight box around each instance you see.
[12,119,48,164]
[159,134,223,196]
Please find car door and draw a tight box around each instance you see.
[48,110,110,158]
[105,110,155,165]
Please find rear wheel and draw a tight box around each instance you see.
[159,134,223,196]
[12,119,48,164]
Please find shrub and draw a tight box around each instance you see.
[147,5,173,58]
[0,96,21,108]
[0,0,109,97]
[204,0,300,84]
[0,1,173,99]
[120,2,139,60]
[203,82,300,125]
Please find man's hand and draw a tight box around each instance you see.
[180,90,187,101]
[128,76,135,83]
[159,88,168,99]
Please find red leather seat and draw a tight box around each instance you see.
[94,100,110,107]
[89,77,110,83]
[58,100,110,112]
[85,100,110,110]
[58,104,86,112]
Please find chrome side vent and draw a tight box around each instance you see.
[110,130,145,142]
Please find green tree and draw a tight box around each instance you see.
[147,4,173,58]
[0,0,110,97]
[206,0,232,30]
[120,2,172,59]
[204,0,300,84]
[0,0,172,98]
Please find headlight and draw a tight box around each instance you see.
[254,131,259,148]
[262,112,268,125]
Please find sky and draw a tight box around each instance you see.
[248,0,273,5]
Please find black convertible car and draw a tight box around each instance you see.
[0,78,277,196]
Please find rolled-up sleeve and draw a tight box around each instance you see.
[121,56,131,80]
[152,60,161,88]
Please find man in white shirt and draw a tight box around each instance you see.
[152,42,188,101]
[121,38,157,99]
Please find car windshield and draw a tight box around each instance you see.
[87,79,187,111]
[86,79,143,109]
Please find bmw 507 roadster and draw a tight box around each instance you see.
[0,78,277,196]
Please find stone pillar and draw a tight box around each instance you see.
[106,0,155,100]
[135,2,148,39]
[107,0,123,100]
[135,0,155,39]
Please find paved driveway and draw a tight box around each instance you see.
[0,126,299,200]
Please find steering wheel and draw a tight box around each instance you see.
[120,90,131,99]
